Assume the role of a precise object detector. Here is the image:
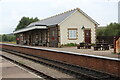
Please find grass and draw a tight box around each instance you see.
[1,41,16,44]
[18,61,25,64]
[112,52,120,55]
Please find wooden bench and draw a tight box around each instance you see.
[94,43,109,50]
[77,43,91,49]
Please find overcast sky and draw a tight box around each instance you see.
[0,0,119,34]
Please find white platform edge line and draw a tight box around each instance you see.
[2,56,42,79]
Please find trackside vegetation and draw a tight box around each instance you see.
[96,23,120,36]
[0,34,16,42]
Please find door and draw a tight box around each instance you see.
[84,29,91,43]
[29,35,32,45]
[49,27,58,47]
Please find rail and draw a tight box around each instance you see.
[0,54,57,80]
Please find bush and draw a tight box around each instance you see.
[0,34,16,42]
[91,43,95,46]
[62,43,77,47]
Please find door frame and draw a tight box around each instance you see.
[84,29,91,43]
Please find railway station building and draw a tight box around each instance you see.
[13,8,99,47]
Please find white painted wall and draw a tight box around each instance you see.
[59,10,97,45]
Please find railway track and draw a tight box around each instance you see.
[1,48,120,80]
[1,54,57,80]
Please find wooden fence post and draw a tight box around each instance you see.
[114,37,116,53]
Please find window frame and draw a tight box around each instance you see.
[68,28,78,40]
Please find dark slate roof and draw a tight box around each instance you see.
[27,9,77,27]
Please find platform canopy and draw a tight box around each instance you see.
[13,25,47,34]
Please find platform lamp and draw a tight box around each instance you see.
[81,26,85,30]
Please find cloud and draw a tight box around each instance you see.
[1,0,119,3]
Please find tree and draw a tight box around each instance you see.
[15,17,39,31]
[96,23,120,36]
[0,35,2,42]
[96,27,106,36]
[0,34,16,42]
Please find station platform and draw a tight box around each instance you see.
[35,46,120,59]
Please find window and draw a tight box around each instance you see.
[52,31,55,36]
[68,29,77,39]
[36,34,38,38]
[20,34,23,41]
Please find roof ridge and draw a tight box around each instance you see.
[38,8,78,22]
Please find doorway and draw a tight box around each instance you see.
[84,29,91,43]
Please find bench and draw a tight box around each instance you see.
[94,43,109,50]
[77,43,91,49]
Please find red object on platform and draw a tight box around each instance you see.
[52,37,55,40]
[17,38,20,40]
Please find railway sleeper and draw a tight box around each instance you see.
[1,55,57,80]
